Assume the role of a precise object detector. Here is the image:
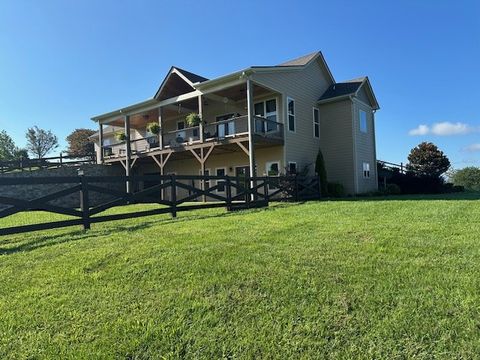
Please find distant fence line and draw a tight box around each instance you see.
[0,153,95,174]
[0,174,322,235]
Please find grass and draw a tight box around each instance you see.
[1,193,480,359]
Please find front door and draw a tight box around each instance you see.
[235,166,250,199]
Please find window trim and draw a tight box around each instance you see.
[215,167,227,193]
[265,161,281,191]
[254,97,278,133]
[359,109,368,133]
[287,97,296,133]
[313,107,320,138]
[362,162,370,179]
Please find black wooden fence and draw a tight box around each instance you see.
[0,153,95,174]
[0,174,321,235]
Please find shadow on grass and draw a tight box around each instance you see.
[0,203,294,255]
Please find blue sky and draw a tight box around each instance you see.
[0,0,479,168]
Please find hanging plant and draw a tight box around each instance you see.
[185,113,201,127]
[115,131,127,141]
[146,122,160,135]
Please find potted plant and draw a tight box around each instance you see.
[185,113,201,127]
[146,122,160,135]
[115,131,127,141]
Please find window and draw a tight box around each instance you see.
[363,162,370,178]
[216,113,235,138]
[287,97,295,132]
[288,162,297,175]
[216,168,226,192]
[200,168,211,189]
[176,121,186,141]
[254,99,277,133]
[313,107,320,138]
[359,110,367,133]
[266,161,280,190]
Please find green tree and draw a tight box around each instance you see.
[0,130,16,160]
[406,142,450,177]
[315,149,328,195]
[450,167,480,191]
[26,126,58,159]
[66,128,96,158]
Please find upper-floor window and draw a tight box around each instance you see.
[363,162,370,178]
[313,107,320,138]
[359,110,367,133]
[287,97,295,132]
[254,99,277,132]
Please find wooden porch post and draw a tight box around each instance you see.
[99,123,104,164]
[198,95,204,143]
[124,115,132,194]
[158,107,163,150]
[246,79,256,199]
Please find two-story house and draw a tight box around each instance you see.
[91,51,379,194]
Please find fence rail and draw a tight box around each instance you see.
[0,174,321,235]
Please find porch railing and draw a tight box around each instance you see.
[101,115,284,158]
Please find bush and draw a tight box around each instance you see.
[385,183,401,195]
[315,149,328,196]
[327,182,345,197]
[389,172,445,194]
[450,167,480,191]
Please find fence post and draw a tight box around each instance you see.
[79,175,90,230]
[225,177,232,211]
[263,179,269,205]
[170,174,177,218]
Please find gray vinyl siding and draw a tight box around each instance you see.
[318,100,355,194]
[356,86,370,105]
[353,99,377,193]
[252,59,332,175]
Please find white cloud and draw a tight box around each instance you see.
[408,122,477,136]
[464,143,480,152]
[408,124,429,136]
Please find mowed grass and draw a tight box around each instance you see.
[1,193,480,359]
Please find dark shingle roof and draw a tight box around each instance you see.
[174,67,208,84]
[318,78,365,101]
[277,52,319,66]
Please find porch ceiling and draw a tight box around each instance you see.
[211,83,271,102]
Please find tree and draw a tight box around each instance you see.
[25,126,58,159]
[450,167,480,191]
[406,142,450,177]
[66,128,96,158]
[0,130,16,160]
[315,149,328,195]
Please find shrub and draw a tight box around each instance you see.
[450,167,480,191]
[185,113,201,127]
[327,182,345,197]
[146,122,160,135]
[385,183,401,195]
[314,149,328,196]
[115,132,127,141]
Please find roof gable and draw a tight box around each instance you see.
[318,76,379,109]
[154,67,208,100]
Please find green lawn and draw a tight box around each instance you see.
[1,193,480,359]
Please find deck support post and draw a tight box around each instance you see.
[158,107,163,150]
[198,95,204,143]
[246,79,256,200]
[124,115,132,194]
[99,123,104,164]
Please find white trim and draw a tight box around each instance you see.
[312,107,320,139]
[265,161,280,191]
[215,167,227,193]
[359,109,368,133]
[287,97,296,133]
[362,162,371,179]
[254,97,278,132]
